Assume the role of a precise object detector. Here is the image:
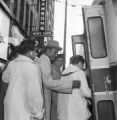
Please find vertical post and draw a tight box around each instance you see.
[63,0,67,70]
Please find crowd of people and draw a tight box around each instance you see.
[0,38,92,120]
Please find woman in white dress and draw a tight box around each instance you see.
[57,55,91,120]
[2,40,44,120]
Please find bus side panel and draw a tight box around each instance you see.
[91,68,112,92]
[82,5,117,120]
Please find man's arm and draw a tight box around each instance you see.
[42,73,80,93]
[37,56,80,93]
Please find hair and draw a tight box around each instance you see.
[18,39,36,55]
[8,45,20,60]
[8,43,15,51]
[70,55,85,65]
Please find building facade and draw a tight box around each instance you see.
[46,0,55,33]
[0,0,55,60]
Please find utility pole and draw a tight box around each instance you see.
[63,0,67,70]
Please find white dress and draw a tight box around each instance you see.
[57,65,91,120]
[2,55,44,120]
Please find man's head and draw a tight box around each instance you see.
[52,54,64,68]
[19,40,37,60]
[44,40,62,61]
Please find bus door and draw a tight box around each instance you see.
[82,5,117,120]
[72,34,94,119]
[72,5,117,120]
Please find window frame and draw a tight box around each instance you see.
[87,16,107,59]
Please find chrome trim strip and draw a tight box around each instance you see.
[110,62,117,66]
[93,91,117,95]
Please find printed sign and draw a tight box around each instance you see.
[39,0,46,33]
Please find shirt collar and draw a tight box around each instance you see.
[62,64,80,74]
[14,55,35,63]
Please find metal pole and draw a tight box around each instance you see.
[63,0,67,70]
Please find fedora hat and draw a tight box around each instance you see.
[46,40,62,51]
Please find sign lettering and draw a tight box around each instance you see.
[40,21,45,25]
[39,0,46,33]
[40,12,45,16]
[32,31,53,37]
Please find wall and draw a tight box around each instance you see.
[0,8,10,60]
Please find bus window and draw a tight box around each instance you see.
[75,43,86,69]
[88,17,107,58]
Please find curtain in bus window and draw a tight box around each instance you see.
[75,43,86,69]
[112,0,117,21]
[75,44,85,58]
[88,17,107,58]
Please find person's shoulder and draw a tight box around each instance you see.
[78,69,85,74]
[74,69,85,78]
[39,55,50,65]
[23,62,38,71]
[39,54,47,61]
[4,60,14,69]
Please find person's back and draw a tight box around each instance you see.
[3,56,34,120]
[2,40,44,120]
[57,55,91,120]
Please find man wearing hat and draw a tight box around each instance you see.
[36,40,81,120]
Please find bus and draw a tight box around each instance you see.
[72,5,117,120]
